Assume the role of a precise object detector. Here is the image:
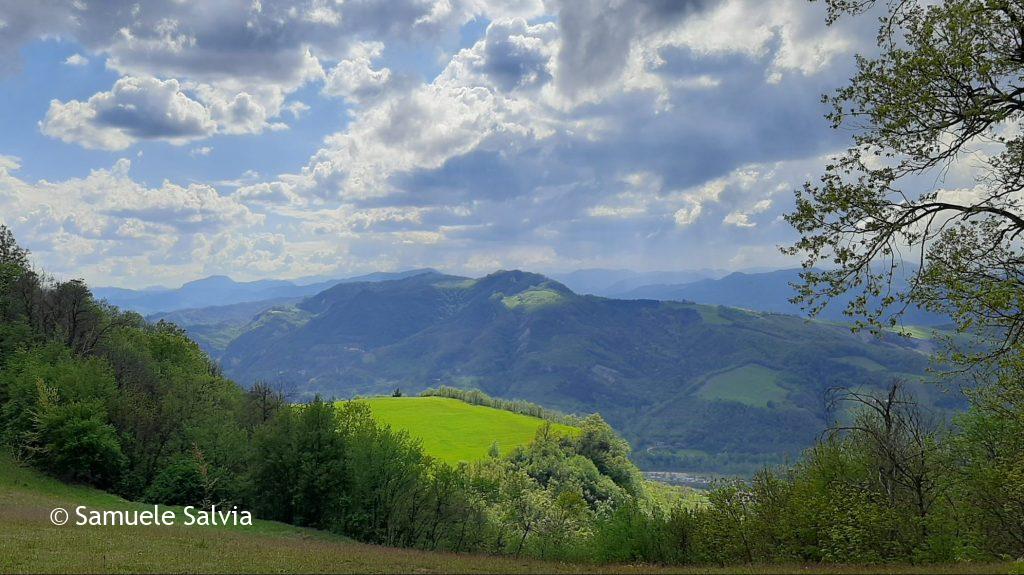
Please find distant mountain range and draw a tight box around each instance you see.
[550,268,727,296]
[95,269,437,315]
[193,270,955,473]
[614,268,949,326]
[113,267,959,473]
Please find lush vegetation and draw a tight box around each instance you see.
[0,226,673,565]
[420,386,581,426]
[212,268,943,474]
[1,451,689,575]
[361,396,578,464]
[4,225,1024,571]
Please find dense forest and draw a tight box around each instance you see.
[2,217,1023,566]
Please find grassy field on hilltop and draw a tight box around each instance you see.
[360,396,578,464]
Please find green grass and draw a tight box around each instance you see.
[697,364,789,407]
[676,303,731,325]
[1,452,1012,574]
[360,396,577,464]
[501,288,567,311]
[0,452,675,574]
[886,325,941,339]
[834,355,887,372]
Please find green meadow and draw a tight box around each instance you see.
[3,451,1012,575]
[697,364,789,407]
[0,452,644,574]
[359,396,578,464]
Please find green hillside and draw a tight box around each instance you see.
[361,397,576,464]
[0,453,669,574]
[216,270,954,473]
[2,453,1010,574]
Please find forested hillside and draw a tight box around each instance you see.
[216,270,949,472]
[2,224,1022,569]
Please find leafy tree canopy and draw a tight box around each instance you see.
[788,0,1024,372]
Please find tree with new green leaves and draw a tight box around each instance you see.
[0,224,28,270]
[0,224,30,328]
[786,0,1024,369]
[787,2,1024,560]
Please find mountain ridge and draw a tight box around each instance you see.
[615,268,949,325]
[95,268,439,315]
[212,269,953,473]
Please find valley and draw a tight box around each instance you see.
[132,269,956,474]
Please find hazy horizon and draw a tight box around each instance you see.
[91,264,791,291]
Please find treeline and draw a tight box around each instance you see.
[1,224,1022,566]
[616,381,1024,564]
[420,385,581,426]
[0,225,653,561]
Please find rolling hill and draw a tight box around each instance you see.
[215,270,956,473]
[361,396,577,464]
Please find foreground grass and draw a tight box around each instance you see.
[360,396,577,464]
[0,453,642,574]
[2,454,1018,574]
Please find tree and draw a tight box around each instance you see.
[786,0,1024,369]
[786,3,1024,558]
[0,224,29,324]
[826,380,949,548]
[0,224,29,270]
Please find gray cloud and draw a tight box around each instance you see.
[554,0,707,95]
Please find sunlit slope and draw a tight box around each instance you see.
[361,397,577,464]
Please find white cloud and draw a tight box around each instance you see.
[0,158,265,285]
[40,77,215,150]
[63,53,89,66]
[0,154,21,172]
[284,101,310,119]
[0,0,894,286]
[189,146,213,157]
[673,198,703,227]
[40,75,298,149]
[724,198,773,228]
[323,42,393,103]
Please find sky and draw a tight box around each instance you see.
[0,0,899,288]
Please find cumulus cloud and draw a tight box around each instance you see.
[7,0,552,150]
[40,77,215,150]
[554,0,706,96]
[39,75,299,149]
[0,0,895,286]
[723,198,772,228]
[673,199,703,227]
[462,18,558,91]
[0,157,286,285]
[63,53,88,66]
[322,42,393,103]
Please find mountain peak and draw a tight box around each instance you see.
[475,270,573,296]
[182,275,237,288]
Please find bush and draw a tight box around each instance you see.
[35,401,124,488]
[143,458,207,506]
